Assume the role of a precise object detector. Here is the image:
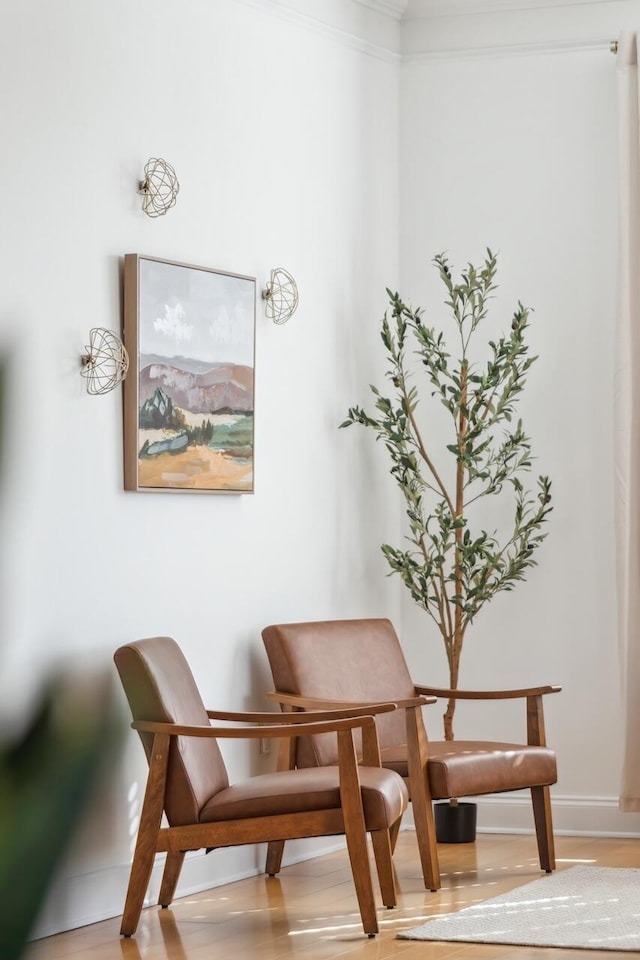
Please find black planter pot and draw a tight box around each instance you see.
[434,801,477,843]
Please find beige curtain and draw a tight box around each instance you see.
[616,32,640,812]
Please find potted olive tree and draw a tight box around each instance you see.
[341,250,552,839]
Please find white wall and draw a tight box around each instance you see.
[0,0,401,937]
[398,1,640,837]
[4,0,640,941]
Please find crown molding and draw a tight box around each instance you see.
[403,36,612,61]
[238,0,401,60]
[400,0,634,59]
[238,0,632,62]
[403,0,622,15]
[354,0,409,20]
[354,0,409,17]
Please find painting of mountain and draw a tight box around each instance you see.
[123,255,256,494]
[139,361,253,414]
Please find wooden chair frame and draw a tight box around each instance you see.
[121,704,404,939]
[266,685,560,892]
[415,684,561,883]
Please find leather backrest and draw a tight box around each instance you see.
[262,618,416,765]
[114,637,229,826]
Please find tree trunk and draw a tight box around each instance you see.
[446,359,468,742]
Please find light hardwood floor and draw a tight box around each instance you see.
[25,831,640,960]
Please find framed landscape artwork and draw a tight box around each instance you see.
[123,255,256,493]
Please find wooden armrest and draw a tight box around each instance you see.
[391,696,435,708]
[414,684,562,700]
[206,704,397,723]
[132,714,378,740]
[265,691,433,711]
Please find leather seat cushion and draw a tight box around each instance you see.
[380,741,557,799]
[200,765,408,830]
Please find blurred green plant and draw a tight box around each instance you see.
[341,250,552,739]
[0,672,120,958]
[0,363,121,958]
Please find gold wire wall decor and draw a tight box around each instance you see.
[80,327,130,395]
[138,158,180,218]
[262,267,299,324]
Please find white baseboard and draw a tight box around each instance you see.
[397,792,640,838]
[30,838,346,941]
[474,792,640,838]
[31,794,640,940]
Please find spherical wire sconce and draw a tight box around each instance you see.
[262,268,299,325]
[80,327,129,396]
[138,157,180,218]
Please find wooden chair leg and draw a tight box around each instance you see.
[338,729,379,937]
[405,707,441,891]
[370,828,397,908]
[158,851,186,907]
[121,734,169,937]
[121,842,157,937]
[265,714,296,877]
[531,784,555,872]
[343,818,378,935]
[389,816,401,853]
[410,786,441,892]
[265,840,286,876]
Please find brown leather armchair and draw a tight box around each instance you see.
[262,618,560,891]
[114,636,408,938]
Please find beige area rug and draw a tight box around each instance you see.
[398,866,640,951]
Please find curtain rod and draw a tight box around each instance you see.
[611,40,618,54]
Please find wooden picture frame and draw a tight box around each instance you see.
[123,254,256,493]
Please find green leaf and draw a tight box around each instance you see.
[341,248,552,727]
